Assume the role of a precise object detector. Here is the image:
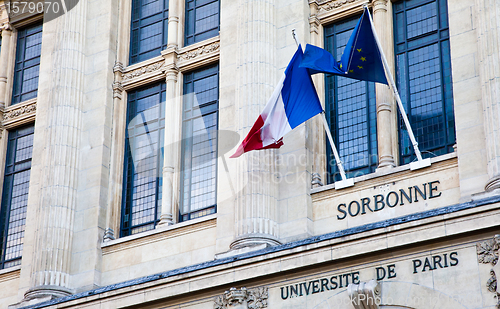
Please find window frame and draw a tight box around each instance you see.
[184,0,220,46]
[393,0,455,164]
[120,82,167,237]
[179,64,219,222]
[129,0,169,65]
[0,124,34,270]
[324,15,378,184]
[11,22,43,105]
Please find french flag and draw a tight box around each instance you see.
[231,45,323,158]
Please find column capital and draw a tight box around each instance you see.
[166,69,178,82]
[0,22,12,32]
[372,0,388,14]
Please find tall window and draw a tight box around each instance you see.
[185,0,219,46]
[130,0,169,65]
[394,0,455,164]
[0,125,34,269]
[121,83,166,236]
[180,64,218,222]
[12,23,42,105]
[324,17,378,184]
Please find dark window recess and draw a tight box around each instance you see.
[0,125,34,269]
[121,83,166,237]
[12,23,42,105]
[324,16,378,184]
[185,0,219,46]
[129,0,169,65]
[180,64,218,222]
[394,0,455,164]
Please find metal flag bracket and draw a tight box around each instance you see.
[291,30,354,189]
[364,8,431,171]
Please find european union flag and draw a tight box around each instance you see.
[300,8,388,85]
[340,7,388,85]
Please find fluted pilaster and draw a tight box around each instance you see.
[231,0,280,249]
[26,0,87,300]
[476,0,500,192]
[373,0,396,169]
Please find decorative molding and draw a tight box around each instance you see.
[3,100,36,125]
[122,61,166,82]
[177,42,220,63]
[310,0,369,25]
[0,22,12,32]
[348,280,381,309]
[316,0,364,13]
[112,82,124,100]
[247,287,268,309]
[214,287,268,309]
[477,235,500,308]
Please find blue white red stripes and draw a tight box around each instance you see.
[231,46,323,158]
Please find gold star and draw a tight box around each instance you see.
[340,64,343,69]
[358,65,363,69]
[360,57,366,62]
[357,48,362,53]
[349,70,354,73]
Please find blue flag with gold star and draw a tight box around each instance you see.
[340,7,388,84]
[300,8,388,85]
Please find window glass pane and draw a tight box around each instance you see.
[121,83,166,237]
[12,24,42,105]
[185,0,219,46]
[394,0,455,164]
[180,64,218,222]
[0,125,34,269]
[130,0,169,65]
[324,16,378,184]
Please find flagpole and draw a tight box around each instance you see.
[291,30,354,188]
[364,7,431,170]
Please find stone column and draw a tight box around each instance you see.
[0,23,12,108]
[158,69,178,226]
[230,0,280,250]
[372,1,396,169]
[167,0,180,48]
[476,0,500,192]
[24,0,87,300]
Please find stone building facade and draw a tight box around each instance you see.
[0,0,498,308]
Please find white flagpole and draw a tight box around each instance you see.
[291,30,354,188]
[364,7,431,170]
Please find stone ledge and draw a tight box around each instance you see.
[101,214,217,255]
[0,265,20,284]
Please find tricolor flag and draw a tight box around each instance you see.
[230,45,323,158]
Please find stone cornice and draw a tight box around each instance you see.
[101,215,217,255]
[22,196,500,308]
[121,56,166,90]
[175,36,220,72]
[2,98,36,129]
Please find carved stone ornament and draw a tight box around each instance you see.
[178,42,220,63]
[3,103,36,121]
[214,287,268,309]
[317,0,363,12]
[122,61,166,81]
[477,235,500,308]
[348,280,381,309]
